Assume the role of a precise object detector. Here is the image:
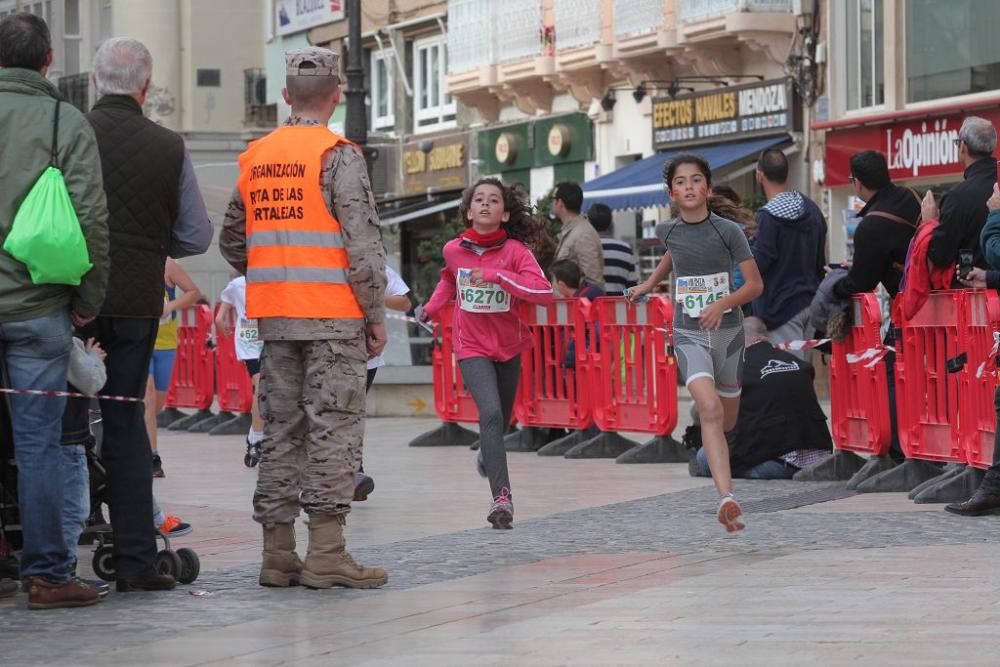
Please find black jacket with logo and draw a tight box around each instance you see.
[729,342,833,470]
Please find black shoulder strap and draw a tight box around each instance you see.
[50,99,60,169]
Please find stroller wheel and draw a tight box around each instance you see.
[92,546,116,582]
[176,548,200,584]
[154,549,182,578]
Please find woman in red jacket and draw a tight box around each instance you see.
[422,178,554,529]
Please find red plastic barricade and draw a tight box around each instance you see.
[513,298,592,430]
[165,305,215,411]
[587,296,677,436]
[431,303,479,424]
[214,306,253,414]
[894,291,964,463]
[957,289,1000,469]
[829,293,892,455]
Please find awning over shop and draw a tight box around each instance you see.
[581,134,793,212]
[380,197,461,226]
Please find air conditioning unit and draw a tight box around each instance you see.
[244,68,267,107]
[369,141,401,202]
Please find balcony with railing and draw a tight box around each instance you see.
[679,0,793,23]
[447,0,493,75]
[446,0,552,118]
[553,0,603,50]
[612,0,675,58]
[551,0,610,87]
[444,0,794,118]
[676,0,795,50]
[446,0,500,116]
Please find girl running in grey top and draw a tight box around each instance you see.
[628,154,763,533]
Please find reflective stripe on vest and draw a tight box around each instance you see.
[237,125,363,320]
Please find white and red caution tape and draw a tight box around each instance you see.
[385,312,434,333]
[845,345,895,369]
[0,387,143,403]
[976,331,1000,379]
[773,338,831,351]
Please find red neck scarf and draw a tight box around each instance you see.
[460,227,507,247]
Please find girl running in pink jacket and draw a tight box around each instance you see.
[421,178,553,529]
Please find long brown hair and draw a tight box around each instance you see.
[708,193,756,239]
[458,178,556,268]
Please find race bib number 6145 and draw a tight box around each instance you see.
[676,272,731,319]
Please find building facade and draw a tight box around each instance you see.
[815,0,1000,263]
[447,0,808,280]
[1,1,270,312]
[2,0,268,132]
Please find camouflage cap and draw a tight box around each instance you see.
[285,47,339,77]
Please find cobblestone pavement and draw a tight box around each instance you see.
[4,480,998,665]
[1,418,997,666]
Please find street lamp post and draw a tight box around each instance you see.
[344,0,366,146]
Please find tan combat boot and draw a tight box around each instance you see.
[259,522,303,587]
[300,514,388,590]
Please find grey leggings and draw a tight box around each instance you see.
[459,355,521,499]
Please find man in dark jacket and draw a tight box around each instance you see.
[834,150,919,299]
[80,37,212,593]
[926,116,997,275]
[752,149,827,358]
[0,13,109,609]
[695,317,832,479]
[833,150,919,462]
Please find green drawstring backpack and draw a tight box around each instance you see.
[3,99,92,285]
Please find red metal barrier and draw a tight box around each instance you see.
[214,306,253,414]
[513,298,593,430]
[431,303,479,424]
[958,289,1000,469]
[829,293,892,456]
[165,305,215,410]
[894,291,964,463]
[587,296,677,436]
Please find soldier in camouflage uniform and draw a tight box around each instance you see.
[220,47,388,590]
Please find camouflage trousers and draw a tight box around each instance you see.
[252,337,367,525]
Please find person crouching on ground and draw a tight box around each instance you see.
[693,317,833,479]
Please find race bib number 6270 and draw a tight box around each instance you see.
[457,268,510,313]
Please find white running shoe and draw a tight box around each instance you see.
[717,494,745,533]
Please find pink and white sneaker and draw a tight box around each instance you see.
[717,494,745,533]
[487,488,513,529]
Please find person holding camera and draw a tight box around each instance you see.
[948,183,1000,516]
[924,116,997,280]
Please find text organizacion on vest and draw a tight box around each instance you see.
[248,162,307,220]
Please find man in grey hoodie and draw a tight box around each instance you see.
[751,149,827,358]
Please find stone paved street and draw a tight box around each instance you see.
[2,416,999,666]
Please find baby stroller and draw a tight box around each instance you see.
[0,393,22,581]
[82,406,201,584]
[0,395,200,585]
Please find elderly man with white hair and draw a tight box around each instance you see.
[923,115,998,277]
[79,36,212,592]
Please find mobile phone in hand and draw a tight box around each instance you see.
[959,250,974,279]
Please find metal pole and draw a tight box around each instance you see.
[344,0,367,148]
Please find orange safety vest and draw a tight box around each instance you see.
[236,125,363,320]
